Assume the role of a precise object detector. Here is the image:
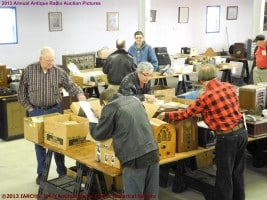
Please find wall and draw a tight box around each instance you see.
[148,0,254,54]
[0,0,260,68]
[0,0,138,68]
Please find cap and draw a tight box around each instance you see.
[254,34,265,42]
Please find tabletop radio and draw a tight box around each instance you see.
[239,85,266,115]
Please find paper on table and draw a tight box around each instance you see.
[79,101,99,123]
[67,62,81,74]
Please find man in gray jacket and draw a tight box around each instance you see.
[90,88,159,200]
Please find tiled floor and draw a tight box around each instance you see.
[0,138,267,200]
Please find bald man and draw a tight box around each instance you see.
[103,39,137,90]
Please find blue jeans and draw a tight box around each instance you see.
[122,162,159,200]
[215,127,248,200]
[29,104,66,177]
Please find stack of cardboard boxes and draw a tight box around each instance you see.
[24,112,89,150]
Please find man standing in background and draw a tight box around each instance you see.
[253,34,267,84]
[18,46,86,184]
[103,39,136,91]
[128,31,158,71]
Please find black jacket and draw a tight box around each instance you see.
[118,72,152,101]
[103,49,136,85]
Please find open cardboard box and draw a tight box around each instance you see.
[44,113,89,150]
[24,113,60,144]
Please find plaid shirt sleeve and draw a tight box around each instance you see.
[165,97,205,121]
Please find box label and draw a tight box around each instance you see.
[46,134,63,145]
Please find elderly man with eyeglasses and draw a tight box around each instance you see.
[118,61,156,102]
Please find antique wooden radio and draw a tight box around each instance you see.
[197,121,216,148]
[0,65,8,87]
[150,118,176,159]
[239,85,266,115]
[233,43,246,58]
[62,52,96,74]
[169,118,198,153]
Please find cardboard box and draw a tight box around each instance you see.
[24,113,60,144]
[71,71,107,86]
[143,102,160,119]
[71,98,101,117]
[152,86,175,103]
[196,150,214,168]
[44,113,89,150]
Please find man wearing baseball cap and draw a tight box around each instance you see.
[247,34,267,168]
[253,34,267,84]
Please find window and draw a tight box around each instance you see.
[0,7,18,44]
[206,6,220,33]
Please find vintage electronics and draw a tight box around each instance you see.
[9,68,23,82]
[246,39,256,60]
[239,85,266,115]
[97,48,116,59]
[168,118,198,153]
[233,43,246,58]
[150,118,176,159]
[257,82,267,108]
[180,47,198,56]
[95,57,106,68]
[154,47,171,66]
[181,47,191,54]
[67,62,106,87]
[245,115,267,137]
[197,121,216,148]
[71,71,105,85]
[62,52,96,74]
[0,95,26,140]
[0,65,8,87]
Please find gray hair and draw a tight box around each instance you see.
[39,46,55,59]
[197,64,217,82]
[136,61,154,73]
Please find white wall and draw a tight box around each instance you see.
[0,0,138,68]
[0,0,261,68]
[148,0,254,54]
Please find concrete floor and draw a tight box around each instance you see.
[0,138,267,200]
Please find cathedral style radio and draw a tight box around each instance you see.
[169,118,198,153]
[239,85,266,115]
[150,118,176,159]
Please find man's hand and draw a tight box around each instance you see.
[144,94,156,103]
[77,94,87,101]
[91,107,101,119]
[157,112,166,121]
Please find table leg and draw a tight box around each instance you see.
[83,168,96,198]
[172,160,187,193]
[73,163,85,197]
[38,150,53,200]
[176,75,187,95]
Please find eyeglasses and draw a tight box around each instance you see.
[43,59,55,63]
[141,72,153,77]
[135,36,143,40]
